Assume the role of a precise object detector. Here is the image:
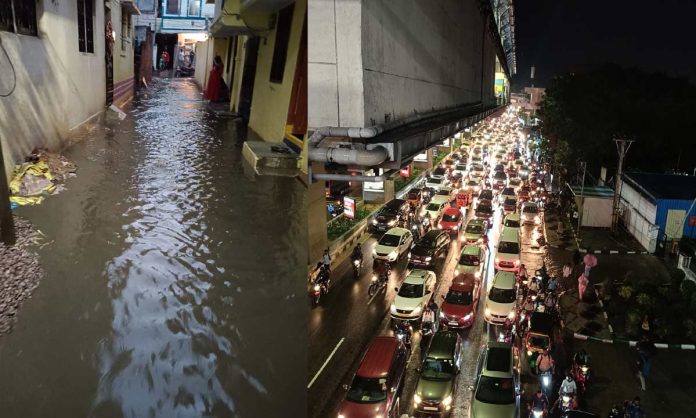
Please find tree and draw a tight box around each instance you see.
[538,64,696,176]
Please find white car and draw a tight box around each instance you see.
[499,186,517,204]
[421,196,449,222]
[463,179,481,193]
[502,214,521,237]
[508,178,522,190]
[435,186,456,201]
[469,164,485,179]
[495,227,521,272]
[520,202,541,225]
[425,176,446,191]
[484,271,518,325]
[452,164,468,177]
[374,227,414,262]
[390,269,436,321]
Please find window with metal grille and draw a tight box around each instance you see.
[0,0,37,36]
[269,3,294,84]
[121,10,131,51]
[166,0,180,15]
[77,0,94,53]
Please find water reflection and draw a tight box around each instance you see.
[0,78,306,418]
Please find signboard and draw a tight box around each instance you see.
[442,138,451,146]
[363,169,384,191]
[343,196,355,219]
[400,166,411,177]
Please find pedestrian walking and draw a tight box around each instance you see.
[578,273,589,301]
[636,336,655,391]
[161,50,170,69]
[583,251,597,279]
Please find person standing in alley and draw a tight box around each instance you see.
[204,56,229,102]
[578,273,589,301]
[161,50,170,70]
[583,250,597,279]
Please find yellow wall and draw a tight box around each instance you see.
[112,4,134,87]
[247,0,306,142]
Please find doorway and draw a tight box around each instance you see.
[105,3,113,105]
[238,37,259,123]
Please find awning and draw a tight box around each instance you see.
[569,185,615,199]
[121,1,141,15]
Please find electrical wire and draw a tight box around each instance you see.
[0,37,17,97]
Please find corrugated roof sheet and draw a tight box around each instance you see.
[569,185,615,198]
[623,172,696,202]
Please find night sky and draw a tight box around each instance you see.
[511,0,696,88]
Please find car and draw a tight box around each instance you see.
[478,188,494,202]
[455,244,486,278]
[474,199,494,226]
[502,197,517,215]
[451,153,462,162]
[452,164,468,177]
[438,207,463,234]
[370,199,409,232]
[463,178,481,193]
[443,159,456,170]
[337,336,409,418]
[440,277,479,329]
[433,166,448,178]
[524,311,556,359]
[461,218,487,244]
[408,230,451,269]
[374,227,414,262]
[508,178,522,190]
[407,188,423,209]
[499,187,516,203]
[422,196,449,222]
[491,171,507,189]
[413,331,462,415]
[517,188,531,204]
[471,155,483,165]
[484,271,517,324]
[469,163,485,179]
[502,214,521,236]
[471,341,521,418]
[435,186,456,201]
[495,228,521,272]
[520,202,541,225]
[426,176,446,191]
[390,269,436,321]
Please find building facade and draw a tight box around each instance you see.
[0,0,138,180]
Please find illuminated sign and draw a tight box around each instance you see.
[400,166,411,177]
[343,196,355,219]
[363,169,384,191]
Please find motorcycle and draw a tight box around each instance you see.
[175,65,195,77]
[368,271,389,297]
[528,405,547,418]
[352,257,362,279]
[312,266,330,305]
[393,320,413,349]
[557,389,578,414]
[573,356,591,394]
[539,370,553,397]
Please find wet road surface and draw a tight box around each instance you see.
[0,78,306,418]
[308,196,549,418]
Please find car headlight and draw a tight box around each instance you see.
[533,410,543,417]
[390,250,398,259]
[412,306,422,316]
[581,366,589,373]
[508,311,516,319]
[414,394,422,404]
[474,271,481,278]
[390,304,397,314]
[353,259,360,266]
[443,395,453,406]
[338,415,346,418]
[453,225,459,230]
[562,395,570,403]
[485,307,491,316]
[314,284,320,291]
[463,313,472,321]
[407,252,411,259]
[527,350,533,356]
[477,237,483,243]
[372,249,377,256]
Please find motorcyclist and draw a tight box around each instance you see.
[558,373,577,397]
[544,290,558,313]
[518,263,528,285]
[546,275,559,293]
[537,349,555,375]
[530,389,549,413]
[574,349,591,367]
[523,295,535,315]
[373,259,391,283]
[351,244,363,263]
[528,276,540,296]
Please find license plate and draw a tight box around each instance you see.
[423,406,438,411]
[449,321,459,326]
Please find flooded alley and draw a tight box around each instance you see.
[0,78,306,418]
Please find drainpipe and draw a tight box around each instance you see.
[308,126,388,166]
[312,170,399,183]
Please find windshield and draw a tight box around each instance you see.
[494,172,506,180]
[421,358,455,381]
[504,199,516,207]
[476,203,492,213]
[489,287,516,303]
[475,376,515,405]
[523,205,538,214]
[418,237,437,249]
[428,178,443,185]
[456,165,467,171]
[426,203,442,212]
[408,191,420,199]
[379,234,401,247]
[442,213,459,222]
[437,189,450,195]
[504,219,520,228]
[502,188,515,195]
[459,254,480,266]
[378,208,398,217]
[346,376,387,403]
[498,241,520,254]
[465,224,484,234]
[446,290,473,305]
[528,334,550,350]
[479,191,492,200]
[399,282,424,298]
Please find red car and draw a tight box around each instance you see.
[456,191,473,208]
[438,207,463,234]
[440,274,480,329]
[337,336,408,418]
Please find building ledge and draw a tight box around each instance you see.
[121,1,141,15]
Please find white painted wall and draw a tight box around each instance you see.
[620,183,658,252]
[0,0,106,180]
[308,0,499,130]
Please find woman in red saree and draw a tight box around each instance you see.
[204,56,229,102]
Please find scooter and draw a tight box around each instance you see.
[393,320,413,349]
[352,257,362,279]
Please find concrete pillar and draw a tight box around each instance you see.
[308,163,328,264]
[383,177,395,203]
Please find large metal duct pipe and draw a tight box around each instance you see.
[309,146,389,167]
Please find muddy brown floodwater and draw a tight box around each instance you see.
[0,78,306,418]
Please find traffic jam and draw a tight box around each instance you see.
[309,108,589,418]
